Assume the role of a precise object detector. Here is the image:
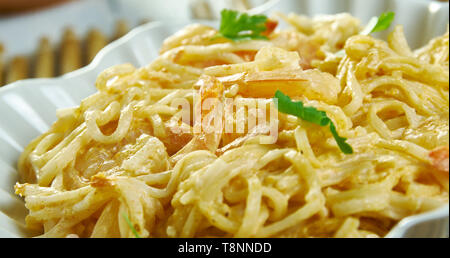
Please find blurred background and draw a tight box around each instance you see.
[0,0,448,87]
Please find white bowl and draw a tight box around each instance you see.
[0,0,448,238]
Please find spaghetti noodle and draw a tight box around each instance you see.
[15,12,449,238]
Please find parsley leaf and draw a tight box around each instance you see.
[215,9,269,41]
[329,121,354,155]
[274,90,353,154]
[122,213,141,238]
[335,11,395,56]
[360,11,395,35]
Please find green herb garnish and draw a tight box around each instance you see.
[122,213,141,238]
[360,11,395,35]
[215,9,269,41]
[335,12,395,56]
[274,90,353,154]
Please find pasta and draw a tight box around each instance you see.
[15,12,449,238]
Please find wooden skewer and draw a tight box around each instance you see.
[114,19,129,40]
[6,56,29,84]
[60,27,82,75]
[190,0,214,20]
[3,21,135,82]
[139,18,150,25]
[34,37,55,78]
[231,0,250,11]
[86,28,107,63]
[0,43,4,86]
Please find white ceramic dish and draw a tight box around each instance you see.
[0,0,448,238]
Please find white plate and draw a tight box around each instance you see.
[0,0,448,238]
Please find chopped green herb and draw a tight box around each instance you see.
[335,11,395,56]
[360,11,395,35]
[215,9,269,41]
[329,121,354,155]
[122,213,141,238]
[274,90,353,154]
